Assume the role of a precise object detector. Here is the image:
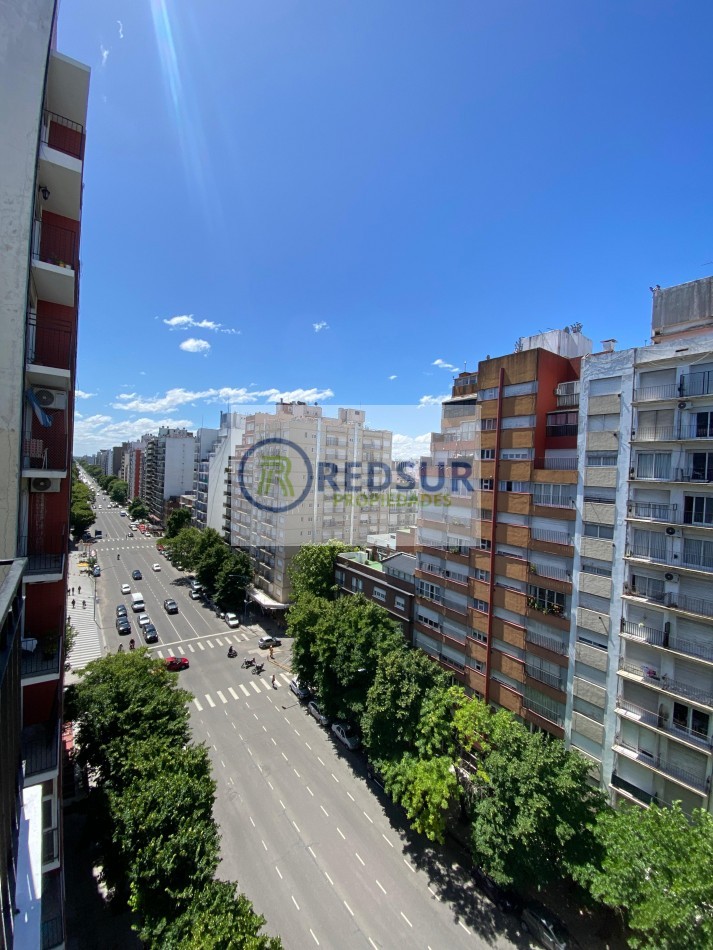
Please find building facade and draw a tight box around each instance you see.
[0,2,90,944]
[143,427,195,525]
[335,550,416,640]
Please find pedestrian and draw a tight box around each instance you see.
[269,646,274,660]
[71,599,75,609]
[271,673,276,689]
[71,587,75,595]
[67,586,70,595]
[82,600,86,609]
[78,585,81,594]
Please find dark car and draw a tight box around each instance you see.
[132,569,142,580]
[165,656,189,671]
[258,635,281,649]
[473,867,521,915]
[521,903,571,950]
[163,598,179,614]
[142,623,159,644]
[116,617,131,635]
[116,604,127,618]
[92,566,101,577]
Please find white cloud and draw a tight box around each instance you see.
[72,414,195,454]
[111,386,335,414]
[100,44,109,67]
[391,432,432,460]
[180,338,211,354]
[388,375,398,381]
[163,314,239,334]
[75,389,95,399]
[433,358,458,371]
[418,394,449,407]
[313,322,329,333]
[116,19,124,39]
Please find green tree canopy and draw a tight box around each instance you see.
[214,550,252,611]
[382,753,460,843]
[109,479,129,505]
[167,526,202,570]
[194,530,230,592]
[166,506,192,538]
[128,497,150,520]
[287,541,355,601]
[70,502,95,540]
[583,803,713,950]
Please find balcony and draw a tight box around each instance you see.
[680,371,713,398]
[18,536,65,582]
[22,424,69,476]
[621,619,713,663]
[42,915,64,950]
[530,527,573,547]
[546,424,579,437]
[618,660,713,708]
[26,315,74,387]
[624,582,665,605]
[681,549,713,575]
[610,771,656,806]
[525,629,569,656]
[664,591,713,620]
[616,697,711,751]
[634,426,713,442]
[533,456,578,470]
[22,721,60,784]
[525,664,565,691]
[628,502,679,524]
[43,827,60,869]
[614,738,707,793]
[529,562,570,583]
[21,635,63,680]
[626,543,670,566]
[31,220,77,307]
[633,383,679,402]
[522,696,564,728]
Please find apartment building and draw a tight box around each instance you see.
[143,427,195,525]
[0,2,90,945]
[230,404,394,604]
[119,439,145,501]
[193,413,245,538]
[568,277,713,815]
[335,550,416,640]
[413,329,591,739]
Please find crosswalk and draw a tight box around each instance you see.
[182,672,292,711]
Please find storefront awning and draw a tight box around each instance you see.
[248,588,289,611]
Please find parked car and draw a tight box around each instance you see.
[116,604,127,618]
[473,867,521,915]
[258,635,281,649]
[121,583,131,595]
[152,563,161,572]
[189,589,203,600]
[163,599,178,614]
[224,613,240,628]
[142,623,159,644]
[116,617,131,635]
[92,566,101,577]
[290,677,310,700]
[132,569,142,580]
[165,656,189,671]
[307,701,330,727]
[521,903,571,950]
[331,722,360,750]
[137,614,151,628]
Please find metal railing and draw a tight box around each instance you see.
[619,660,713,707]
[22,721,60,778]
[41,916,64,950]
[680,371,713,398]
[21,634,63,678]
[674,467,713,483]
[681,550,713,573]
[42,827,60,865]
[555,393,580,407]
[627,544,669,565]
[629,502,679,523]
[16,538,65,577]
[625,583,665,603]
[530,527,573,546]
[522,696,564,727]
[22,426,69,472]
[664,591,713,619]
[616,697,710,747]
[634,426,713,442]
[546,424,578,437]
[525,629,569,655]
[615,737,707,791]
[634,383,679,402]
[525,664,564,691]
[42,109,84,159]
[610,772,655,805]
[534,456,578,470]
[26,314,75,370]
[32,220,77,270]
[529,562,570,582]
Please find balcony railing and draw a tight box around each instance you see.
[664,591,713,619]
[525,629,569,655]
[681,551,713,574]
[610,771,655,805]
[625,582,665,604]
[634,426,713,442]
[629,502,679,523]
[530,527,573,546]
[42,109,84,159]
[23,424,68,472]
[17,537,65,577]
[634,383,679,402]
[22,721,60,778]
[43,827,60,865]
[525,664,565,691]
[616,697,710,748]
[619,660,713,707]
[42,916,64,950]
[673,467,713,483]
[627,544,669,565]
[615,737,707,792]
[680,371,713,398]
[529,562,570,582]
[522,696,564,728]
[21,635,63,678]
[26,314,75,371]
[546,424,579,437]
[32,220,77,270]
[534,456,578,470]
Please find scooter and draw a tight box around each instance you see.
[252,662,265,675]
[227,647,237,659]
[129,639,135,651]
[241,657,255,669]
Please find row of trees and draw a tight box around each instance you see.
[70,466,96,540]
[287,545,713,950]
[163,526,252,613]
[83,464,130,505]
[67,650,282,948]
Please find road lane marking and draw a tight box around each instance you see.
[320,805,329,817]
[310,929,319,945]
[337,827,345,839]
[263,725,268,733]
[241,632,249,640]
[217,690,227,704]
[261,839,268,851]
[221,760,225,768]
[331,773,339,784]
[294,728,301,736]
[214,637,223,646]
[253,712,259,720]
[404,859,415,872]
[205,640,213,648]
[284,716,290,724]
[177,646,185,655]
[292,820,300,833]
[428,886,440,901]
[292,895,300,910]
[156,650,164,658]
[325,871,334,886]
[248,748,253,757]
[279,800,286,809]
[280,673,290,683]
[368,939,378,950]
[363,811,373,823]
[376,880,386,894]
[306,786,314,796]
[305,742,312,751]
[205,695,216,707]
[197,642,205,651]
[317,757,325,766]
[281,752,288,761]
[275,866,282,879]
[231,722,236,730]
[293,768,301,778]
[308,846,316,858]
[187,643,195,652]
[382,834,393,848]
[400,911,412,928]
[459,921,470,934]
[347,792,355,801]
[268,780,274,790]
[355,852,365,866]
[240,684,250,696]
[343,901,354,917]
[249,816,255,827]
[271,737,277,745]
[228,687,238,699]
[250,682,261,693]
[193,698,203,711]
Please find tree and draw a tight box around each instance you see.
[195,532,230,593]
[288,541,355,601]
[161,881,283,950]
[167,527,202,570]
[70,502,95,540]
[128,498,150,520]
[382,754,460,843]
[584,803,713,950]
[166,507,192,538]
[109,479,129,505]
[288,594,331,690]
[214,551,252,611]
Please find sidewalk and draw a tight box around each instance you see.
[65,550,104,676]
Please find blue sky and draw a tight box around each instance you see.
[59,1,713,455]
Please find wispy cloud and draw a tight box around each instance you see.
[73,414,195,453]
[418,394,449,408]
[313,322,329,333]
[111,386,335,414]
[388,375,398,381]
[391,432,432,460]
[180,338,211,354]
[100,44,110,67]
[116,19,124,39]
[162,314,239,334]
[433,358,458,372]
[75,389,96,399]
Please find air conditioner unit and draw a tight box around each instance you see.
[678,401,691,410]
[30,477,61,493]
[665,526,678,536]
[32,388,67,410]
[664,572,679,582]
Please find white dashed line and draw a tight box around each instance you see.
[346,791,355,801]
[221,760,225,768]
[217,690,227,704]
[249,816,255,827]
[193,698,203,712]
[305,742,312,751]
[320,805,329,817]
[308,846,316,858]
[228,687,238,700]
[459,921,470,934]
[261,839,268,851]
[271,738,277,746]
[428,886,440,901]
[403,859,415,872]
[401,911,412,927]
[294,768,301,778]
[205,695,216,708]
[268,780,273,790]
[331,773,339,784]
[240,684,250,696]
[355,852,365,866]
[292,820,300,833]
[205,640,213,648]
[306,786,314,797]
[325,871,334,886]
[197,642,205,651]
[156,650,164,658]
[253,712,259,720]
[279,800,286,810]
[292,895,300,910]
[281,752,288,761]
[214,637,223,646]
[317,757,325,766]
[250,682,261,694]
[294,728,301,736]
[241,632,249,640]
[376,880,386,895]
[368,939,378,950]
[177,646,185,655]
[363,811,373,823]
[382,834,393,848]
[343,900,354,917]
[187,643,195,652]
[310,929,319,945]
[275,866,282,879]
[337,827,345,840]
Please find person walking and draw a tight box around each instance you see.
[71,598,75,609]
[269,645,274,660]
[271,673,276,689]
[82,600,86,609]
[78,585,81,595]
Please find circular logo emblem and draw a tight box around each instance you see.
[237,437,313,513]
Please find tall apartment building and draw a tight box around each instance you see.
[567,277,713,815]
[143,427,195,525]
[193,413,245,538]
[414,330,592,740]
[119,439,145,501]
[0,3,90,945]
[230,404,394,604]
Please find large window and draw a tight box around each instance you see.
[683,537,713,571]
[583,523,614,540]
[587,453,618,467]
[533,483,575,507]
[636,452,671,480]
[527,585,565,615]
[696,411,713,438]
[684,495,713,525]
[690,452,713,481]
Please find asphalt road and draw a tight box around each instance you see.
[88,501,527,950]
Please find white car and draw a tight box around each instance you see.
[137,614,151,628]
[331,722,360,751]
[152,563,161,572]
[224,613,240,628]
[121,583,131,595]
[290,678,310,700]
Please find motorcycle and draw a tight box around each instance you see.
[227,647,237,659]
[129,639,135,651]
[252,662,265,675]
[241,657,255,669]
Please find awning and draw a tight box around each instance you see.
[248,588,289,611]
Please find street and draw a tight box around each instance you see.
[89,504,525,949]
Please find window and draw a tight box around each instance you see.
[501,450,530,459]
[416,612,440,630]
[474,568,490,582]
[477,538,492,551]
[481,418,497,431]
[418,581,441,602]
[394,596,406,611]
[583,523,614,540]
[480,449,495,460]
[690,452,713,481]
[581,562,612,577]
[335,569,344,584]
[683,537,713,570]
[589,376,621,396]
[473,599,489,613]
[684,495,713,525]
[351,576,363,592]
[372,586,386,602]
[479,386,499,401]
[499,480,529,492]
[587,453,618,467]
[503,381,537,397]
[673,702,710,741]
[527,585,565,615]
[470,629,488,644]
[636,452,671,480]
[502,415,535,429]
[533,483,574,507]
[479,478,494,491]
[696,411,713,438]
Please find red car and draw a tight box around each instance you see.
[164,656,189,672]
